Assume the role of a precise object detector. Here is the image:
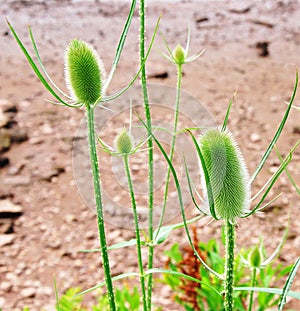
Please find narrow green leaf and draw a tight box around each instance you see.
[53,276,60,311]
[153,215,203,245]
[221,93,235,132]
[234,286,300,300]
[7,21,75,108]
[103,0,137,90]
[100,15,161,104]
[184,158,208,215]
[28,26,71,99]
[76,272,140,296]
[275,144,300,195]
[278,257,300,310]
[188,130,218,220]
[250,71,298,184]
[244,152,292,217]
[145,268,222,296]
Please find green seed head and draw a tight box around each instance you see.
[199,128,250,223]
[65,39,105,106]
[115,128,133,155]
[249,246,263,268]
[172,44,186,64]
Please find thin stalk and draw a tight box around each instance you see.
[86,104,116,311]
[139,0,154,310]
[224,220,235,311]
[123,155,148,311]
[155,63,183,239]
[248,268,257,311]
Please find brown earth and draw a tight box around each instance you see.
[1,0,300,310]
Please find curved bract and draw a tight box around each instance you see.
[199,128,250,223]
[65,39,105,106]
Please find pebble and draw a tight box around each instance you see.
[0,234,15,247]
[20,287,36,298]
[3,176,31,186]
[0,128,11,150]
[0,199,23,215]
[250,133,261,143]
[0,297,6,308]
[0,110,9,127]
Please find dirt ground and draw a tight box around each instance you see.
[1,0,300,310]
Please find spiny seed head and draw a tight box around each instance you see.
[172,44,186,64]
[65,39,105,106]
[249,246,263,268]
[199,128,250,223]
[115,128,133,155]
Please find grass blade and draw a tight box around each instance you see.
[28,26,72,99]
[245,152,292,217]
[250,71,298,184]
[76,272,140,296]
[100,15,160,104]
[146,268,222,296]
[7,21,75,108]
[234,286,300,300]
[278,257,300,310]
[187,130,218,220]
[103,0,137,91]
[221,93,235,132]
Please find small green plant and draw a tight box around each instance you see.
[163,234,294,311]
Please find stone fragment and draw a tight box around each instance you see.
[0,128,11,150]
[0,199,23,216]
[0,110,9,127]
[0,234,15,247]
[20,287,36,298]
[250,133,261,143]
[3,176,31,186]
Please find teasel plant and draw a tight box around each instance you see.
[7,3,160,309]
[139,70,299,311]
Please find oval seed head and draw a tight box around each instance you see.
[172,44,186,64]
[199,128,250,223]
[65,39,105,106]
[115,128,133,155]
[249,246,263,268]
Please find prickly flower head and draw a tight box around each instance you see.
[172,44,186,64]
[199,128,250,223]
[65,39,105,106]
[115,128,133,155]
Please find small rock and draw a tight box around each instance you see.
[0,199,23,216]
[40,167,65,182]
[0,156,9,168]
[3,175,31,186]
[148,71,169,79]
[7,162,25,175]
[0,219,14,234]
[0,297,6,308]
[0,110,9,127]
[250,133,261,143]
[20,287,36,298]
[256,41,270,57]
[9,127,28,143]
[0,128,11,150]
[0,234,15,247]
[0,99,17,113]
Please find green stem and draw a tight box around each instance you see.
[139,1,154,310]
[224,221,235,311]
[155,63,182,239]
[248,268,257,311]
[123,155,148,311]
[86,104,116,311]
